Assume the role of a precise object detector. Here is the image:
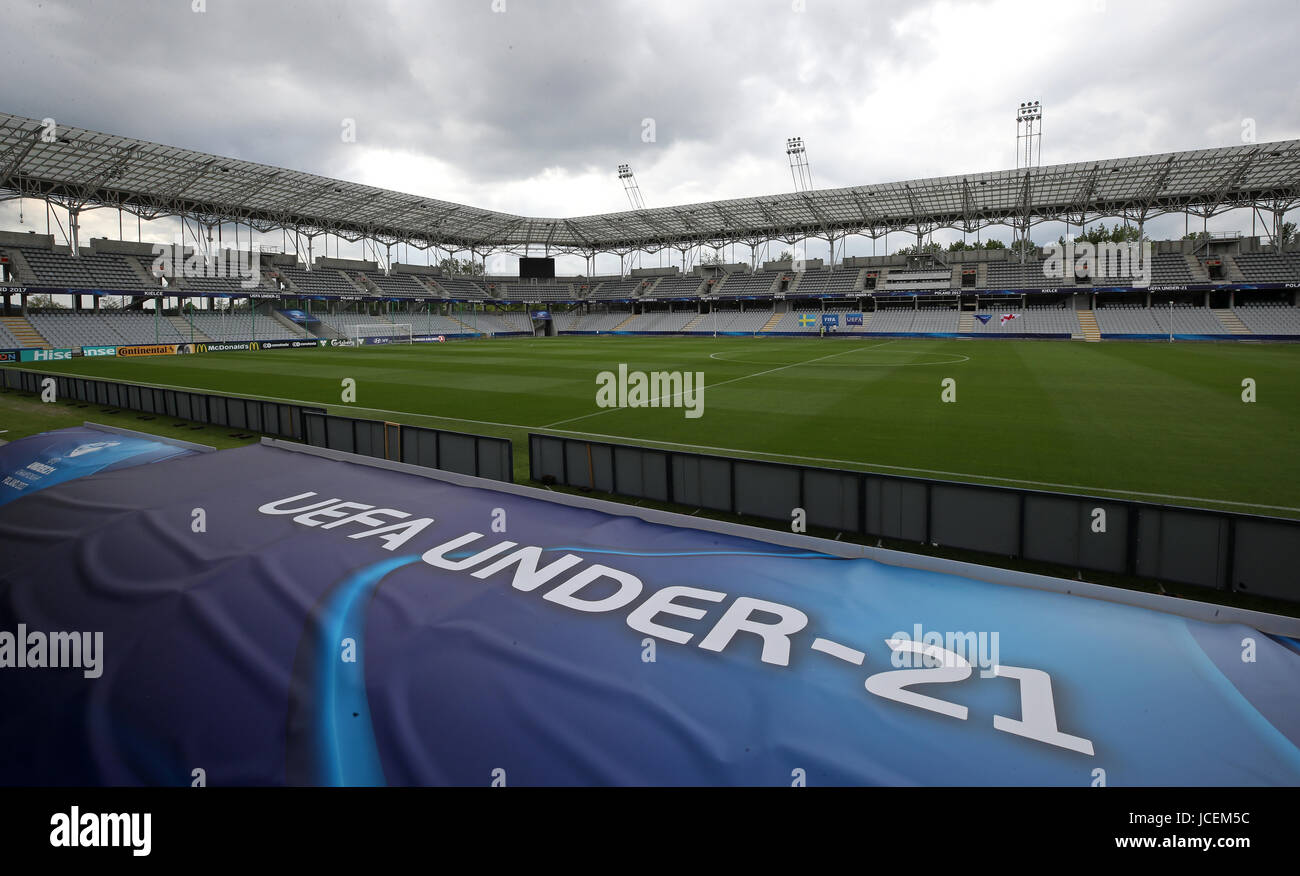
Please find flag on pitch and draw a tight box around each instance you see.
[1000,313,1020,326]
[798,314,816,327]
[974,314,992,324]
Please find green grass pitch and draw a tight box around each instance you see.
[9,336,1300,517]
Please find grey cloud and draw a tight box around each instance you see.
[0,0,1296,217]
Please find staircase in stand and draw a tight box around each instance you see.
[448,313,483,335]
[0,315,48,348]
[611,312,639,331]
[168,315,214,343]
[1212,309,1252,335]
[1076,310,1101,342]
[760,312,784,332]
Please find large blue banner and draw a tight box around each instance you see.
[0,426,196,507]
[0,437,1297,785]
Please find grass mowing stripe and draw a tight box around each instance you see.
[543,338,900,427]
[10,336,1299,516]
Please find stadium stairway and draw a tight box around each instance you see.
[0,315,47,348]
[958,313,974,332]
[1076,311,1101,342]
[264,307,311,338]
[1184,253,1210,283]
[1213,309,1252,335]
[611,312,639,331]
[2,248,36,284]
[682,314,707,332]
[759,312,784,332]
[167,315,214,343]
[1220,255,1246,283]
[447,313,483,335]
[126,256,161,287]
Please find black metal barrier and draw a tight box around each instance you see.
[301,412,512,482]
[3,367,317,440]
[1,367,513,483]
[529,433,1300,603]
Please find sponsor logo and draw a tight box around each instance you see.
[412,335,447,343]
[20,348,74,362]
[0,349,18,363]
[195,343,248,353]
[254,339,318,350]
[81,345,118,357]
[117,344,178,358]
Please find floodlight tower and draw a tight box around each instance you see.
[786,137,814,192]
[617,164,647,275]
[617,164,646,209]
[1016,100,1042,170]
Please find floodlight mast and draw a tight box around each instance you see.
[1016,100,1042,170]
[786,137,814,193]
[617,164,646,210]
[617,164,647,275]
[1014,100,1043,263]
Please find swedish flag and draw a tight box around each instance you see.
[798,313,816,327]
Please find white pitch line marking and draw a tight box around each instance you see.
[17,365,1300,515]
[707,348,971,367]
[542,340,899,428]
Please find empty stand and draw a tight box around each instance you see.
[271,265,367,297]
[714,271,780,297]
[642,275,704,299]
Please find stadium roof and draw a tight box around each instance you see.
[1,111,1298,254]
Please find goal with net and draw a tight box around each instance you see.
[347,323,413,346]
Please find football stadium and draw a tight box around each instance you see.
[0,0,1298,833]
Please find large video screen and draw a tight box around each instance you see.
[519,256,556,279]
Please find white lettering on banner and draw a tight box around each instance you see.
[256,490,1097,756]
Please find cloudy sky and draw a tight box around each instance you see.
[1,0,1297,273]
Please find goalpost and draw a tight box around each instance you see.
[347,323,413,346]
